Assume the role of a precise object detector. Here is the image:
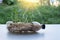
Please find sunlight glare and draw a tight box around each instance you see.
[23,0,39,3]
[18,0,40,9]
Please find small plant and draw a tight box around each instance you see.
[0,3,60,24]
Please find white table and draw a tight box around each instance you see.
[0,24,60,40]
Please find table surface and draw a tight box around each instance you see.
[0,24,60,40]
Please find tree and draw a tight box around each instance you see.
[3,0,17,5]
[39,0,50,6]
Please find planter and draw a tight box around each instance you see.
[6,21,45,33]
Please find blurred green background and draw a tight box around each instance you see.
[0,0,60,24]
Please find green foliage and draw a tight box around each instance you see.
[0,4,60,24]
[3,0,17,5]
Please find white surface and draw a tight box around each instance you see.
[0,24,60,40]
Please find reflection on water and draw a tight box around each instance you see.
[7,32,44,40]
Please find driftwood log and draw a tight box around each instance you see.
[6,21,45,33]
